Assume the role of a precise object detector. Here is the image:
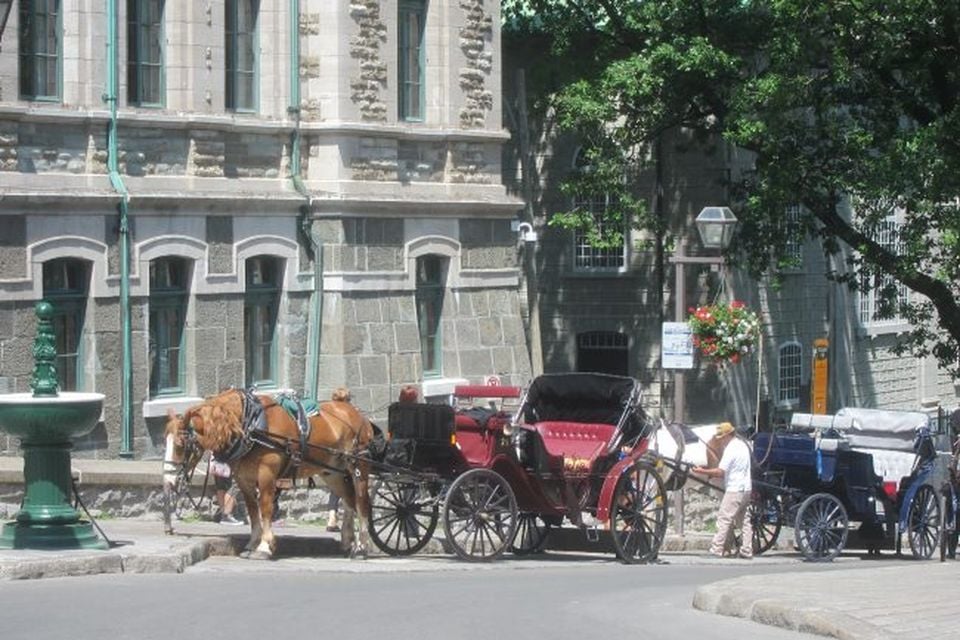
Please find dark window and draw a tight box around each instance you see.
[398,0,426,121]
[225,0,258,112]
[244,255,282,388]
[127,0,165,106]
[577,331,628,376]
[42,259,89,391]
[415,255,445,377]
[149,257,188,396]
[18,0,61,100]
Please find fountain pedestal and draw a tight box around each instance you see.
[0,302,108,550]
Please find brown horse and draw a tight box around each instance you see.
[163,388,375,559]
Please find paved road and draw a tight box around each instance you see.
[0,559,826,640]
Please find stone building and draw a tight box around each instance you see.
[0,0,528,458]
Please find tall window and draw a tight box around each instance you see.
[783,204,803,269]
[19,0,61,100]
[577,331,628,376]
[127,0,165,106]
[245,256,281,388]
[778,342,802,408]
[42,259,89,391]
[149,257,188,396]
[225,0,258,112]
[571,148,627,271]
[858,218,909,328]
[415,255,445,377]
[398,0,426,121]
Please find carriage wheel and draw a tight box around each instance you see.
[610,461,668,564]
[442,468,518,562]
[907,484,941,560]
[794,493,848,562]
[368,478,439,556]
[511,513,551,555]
[750,493,783,555]
[166,467,206,521]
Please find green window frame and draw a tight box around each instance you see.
[18,0,62,101]
[225,0,259,112]
[398,0,426,121]
[415,255,445,377]
[244,256,282,388]
[149,257,188,397]
[127,0,165,107]
[42,259,89,392]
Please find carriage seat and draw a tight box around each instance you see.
[855,448,915,489]
[533,421,616,470]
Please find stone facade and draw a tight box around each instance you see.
[0,1,525,459]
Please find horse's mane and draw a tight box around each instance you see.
[168,389,246,453]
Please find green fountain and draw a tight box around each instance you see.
[0,301,107,549]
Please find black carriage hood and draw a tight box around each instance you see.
[523,373,640,426]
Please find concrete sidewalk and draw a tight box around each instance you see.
[693,562,960,640]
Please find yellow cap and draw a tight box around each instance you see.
[715,422,735,437]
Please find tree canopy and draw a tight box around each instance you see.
[503,0,960,374]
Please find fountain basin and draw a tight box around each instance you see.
[0,392,104,444]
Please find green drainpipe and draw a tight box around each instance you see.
[289,0,322,400]
[105,0,134,457]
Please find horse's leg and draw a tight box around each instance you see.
[248,465,278,560]
[351,461,372,559]
[233,465,262,556]
[323,473,356,555]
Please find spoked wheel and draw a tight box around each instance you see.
[511,513,551,555]
[610,461,668,564]
[750,493,783,555]
[794,492,848,562]
[442,468,518,562]
[368,478,439,556]
[165,467,206,521]
[907,484,941,560]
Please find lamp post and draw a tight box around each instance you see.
[669,206,738,423]
[667,206,737,535]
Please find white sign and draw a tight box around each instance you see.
[662,322,695,369]
[483,375,501,386]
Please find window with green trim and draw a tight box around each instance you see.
[19,0,61,101]
[127,0,165,107]
[244,256,282,388]
[225,0,259,112]
[415,255,445,377]
[149,257,188,396]
[398,0,426,121]
[42,259,89,391]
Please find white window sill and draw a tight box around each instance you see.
[422,377,469,402]
[857,321,911,338]
[142,396,204,418]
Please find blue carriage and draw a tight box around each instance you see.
[752,408,954,561]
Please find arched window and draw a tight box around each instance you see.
[570,148,627,271]
[245,255,282,388]
[416,254,446,377]
[777,341,803,408]
[149,257,189,396]
[42,258,89,391]
[577,331,629,376]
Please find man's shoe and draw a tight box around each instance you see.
[222,514,244,526]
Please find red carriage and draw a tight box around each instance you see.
[367,373,668,563]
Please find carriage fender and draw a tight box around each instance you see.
[898,468,934,528]
[595,442,651,523]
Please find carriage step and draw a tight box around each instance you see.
[584,526,600,543]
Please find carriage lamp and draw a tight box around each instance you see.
[695,206,738,250]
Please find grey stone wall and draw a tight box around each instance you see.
[206,216,234,274]
[458,0,495,129]
[349,0,388,122]
[0,216,26,279]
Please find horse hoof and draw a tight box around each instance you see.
[247,550,273,561]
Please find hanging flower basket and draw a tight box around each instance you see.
[687,301,760,364]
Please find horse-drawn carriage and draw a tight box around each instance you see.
[368,373,668,563]
[750,408,956,561]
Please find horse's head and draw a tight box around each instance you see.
[163,407,206,489]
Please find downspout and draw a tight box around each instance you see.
[288,0,321,400]
[105,0,134,457]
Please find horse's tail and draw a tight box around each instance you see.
[364,422,387,462]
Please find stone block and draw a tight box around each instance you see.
[394,323,420,352]
[478,316,503,346]
[343,325,367,354]
[366,246,402,270]
[354,296,382,323]
[492,346,514,374]
[359,355,388,385]
[215,359,244,390]
[195,327,226,361]
[453,318,481,349]
[369,323,395,353]
[388,353,418,382]
[459,218,492,246]
[470,290,490,317]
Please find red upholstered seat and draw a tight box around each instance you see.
[533,421,616,462]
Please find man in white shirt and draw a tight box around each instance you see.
[693,421,753,558]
